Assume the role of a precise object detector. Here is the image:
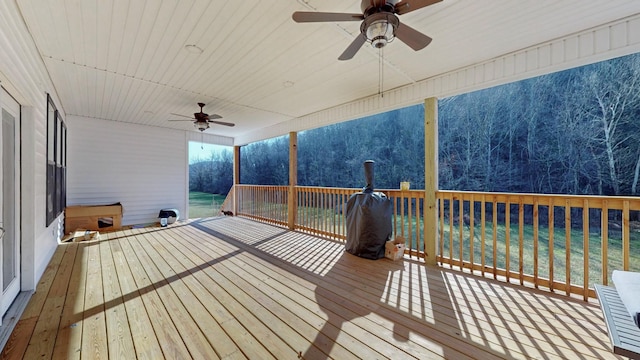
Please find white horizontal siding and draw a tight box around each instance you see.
[235,13,640,145]
[66,116,187,226]
[0,1,65,289]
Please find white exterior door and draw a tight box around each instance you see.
[0,87,21,318]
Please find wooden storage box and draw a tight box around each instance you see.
[65,203,122,234]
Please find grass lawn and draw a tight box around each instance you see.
[189,191,227,219]
[439,220,640,287]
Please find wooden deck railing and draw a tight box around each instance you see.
[236,185,427,255]
[231,185,640,299]
[236,185,290,225]
[437,191,640,300]
[293,186,353,240]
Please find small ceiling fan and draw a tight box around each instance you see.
[292,0,441,60]
[168,103,235,132]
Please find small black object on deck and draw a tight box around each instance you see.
[158,208,180,227]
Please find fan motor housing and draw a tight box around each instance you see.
[361,0,398,13]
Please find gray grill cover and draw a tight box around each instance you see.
[345,160,392,259]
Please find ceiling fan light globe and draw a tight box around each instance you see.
[362,13,398,48]
[194,122,209,132]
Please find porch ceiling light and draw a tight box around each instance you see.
[361,12,399,49]
[194,121,209,132]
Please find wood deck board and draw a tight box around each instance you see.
[161,232,306,359]
[99,236,136,359]
[23,243,78,359]
[119,231,192,359]
[150,234,278,360]
[142,226,283,360]
[52,241,87,359]
[131,230,221,359]
[6,217,625,359]
[107,232,165,359]
[142,229,244,359]
[80,238,108,360]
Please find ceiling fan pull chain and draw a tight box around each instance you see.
[379,47,384,98]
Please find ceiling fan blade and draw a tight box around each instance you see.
[208,114,223,120]
[292,11,363,23]
[169,112,193,119]
[168,119,196,121]
[338,34,367,61]
[394,0,442,15]
[395,22,432,51]
[209,120,235,127]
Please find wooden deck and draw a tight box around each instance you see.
[1,217,624,359]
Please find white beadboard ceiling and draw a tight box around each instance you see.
[15,0,640,144]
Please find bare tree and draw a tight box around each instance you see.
[581,59,640,194]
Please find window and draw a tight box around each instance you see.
[46,94,66,226]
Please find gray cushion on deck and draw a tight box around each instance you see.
[612,270,640,328]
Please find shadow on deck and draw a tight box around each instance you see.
[1,216,621,359]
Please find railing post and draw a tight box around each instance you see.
[233,145,240,215]
[424,97,438,265]
[288,132,298,230]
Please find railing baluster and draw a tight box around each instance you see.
[623,200,630,271]
[341,192,346,236]
[401,194,406,239]
[331,191,336,238]
[583,199,589,301]
[548,198,554,291]
[459,196,464,268]
[565,199,571,296]
[534,198,539,289]
[602,200,608,285]
[493,196,498,279]
[321,189,325,235]
[408,194,414,255]
[481,194,486,277]
[417,196,422,257]
[518,197,524,285]
[269,187,273,222]
[439,195,444,264]
[304,189,312,229]
[469,194,475,274]
[313,192,318,233]
[505,198,510,282]
[449,193,454,268]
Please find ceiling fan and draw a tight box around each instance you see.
[168,103,235,132]
[292,0,441,60]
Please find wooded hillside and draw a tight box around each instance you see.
[191,52,640,196]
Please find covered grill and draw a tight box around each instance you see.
[345,160,393,259]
